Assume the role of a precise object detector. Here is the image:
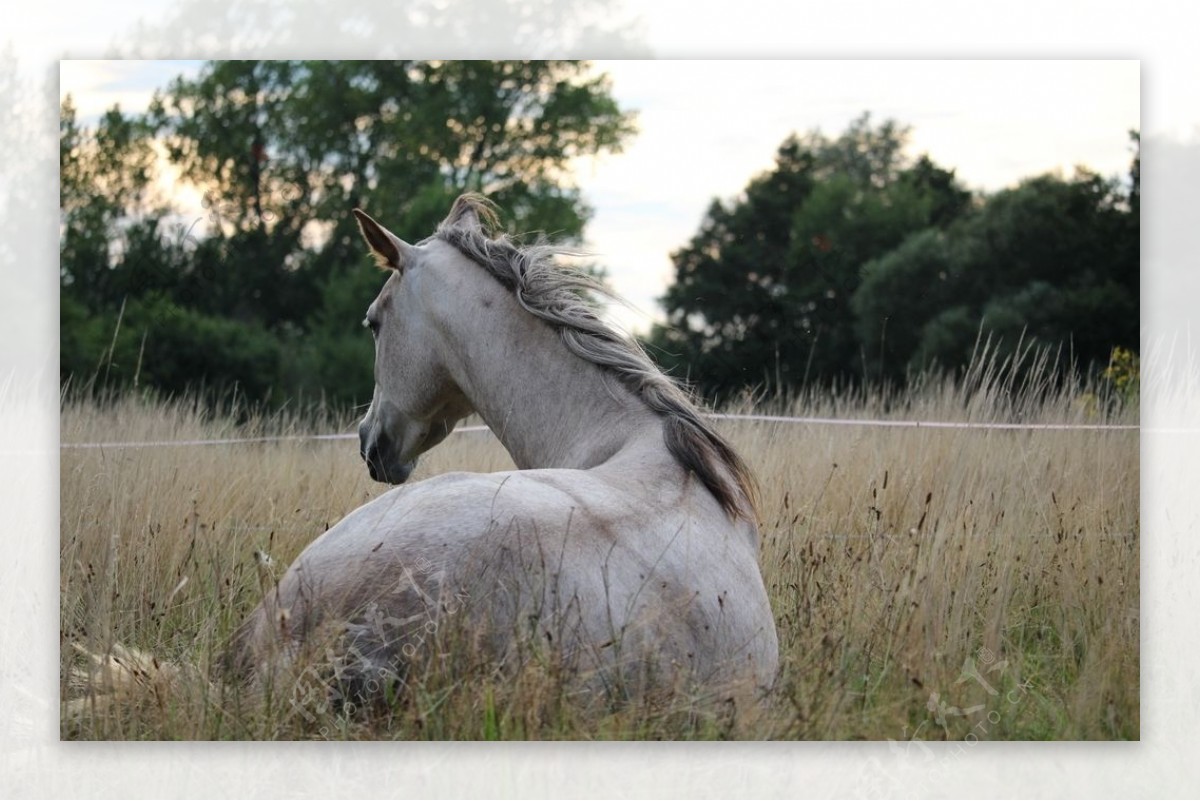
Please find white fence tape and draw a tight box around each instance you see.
[61,433,357,450]
[707,413,1138,431]
[60,415,1136,450]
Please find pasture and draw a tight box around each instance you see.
[60,358,1138,740]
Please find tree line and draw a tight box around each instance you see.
[60,62,1138,409]
[649,114,1139,399]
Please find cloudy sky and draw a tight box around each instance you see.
[59,58,1140,334]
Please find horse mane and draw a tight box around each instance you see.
[435,193,759,521]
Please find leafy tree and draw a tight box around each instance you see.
[148,60,631,247]
[60,97,161,310]
[653,115,1137,398]
[651,114,970,398]
[60,60,635,407]
[852,144,1139,379]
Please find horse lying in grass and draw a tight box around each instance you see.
[82,195,779,715]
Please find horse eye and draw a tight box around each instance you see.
[363,316,379,335]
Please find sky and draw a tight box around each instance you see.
[58,58,1140,335]
[581,59,1140,332]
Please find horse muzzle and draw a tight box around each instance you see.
[359,423,417,484]
[364,453,417,484]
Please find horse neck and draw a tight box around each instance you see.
[438,278,662,472]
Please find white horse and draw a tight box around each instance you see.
[228,194,779,702]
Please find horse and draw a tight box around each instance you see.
[227,194,779,704]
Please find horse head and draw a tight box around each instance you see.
[352,203,482,484]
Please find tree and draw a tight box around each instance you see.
[60,97,194,391]
[851,155,1139,379]
[60,60,635,407]
[651,114,970,398]
[60,97,162,310]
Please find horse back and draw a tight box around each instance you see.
[228,468,776,691]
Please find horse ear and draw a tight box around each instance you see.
[352,209,413,272]
[456,206,482,231]
[441,193,497,234]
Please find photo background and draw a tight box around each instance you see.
[3,1,1197,796]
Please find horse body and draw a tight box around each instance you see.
[231,195,779,698]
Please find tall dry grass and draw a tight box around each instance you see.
[60,354,1138,740]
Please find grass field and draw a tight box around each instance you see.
[60,354,1139,740]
